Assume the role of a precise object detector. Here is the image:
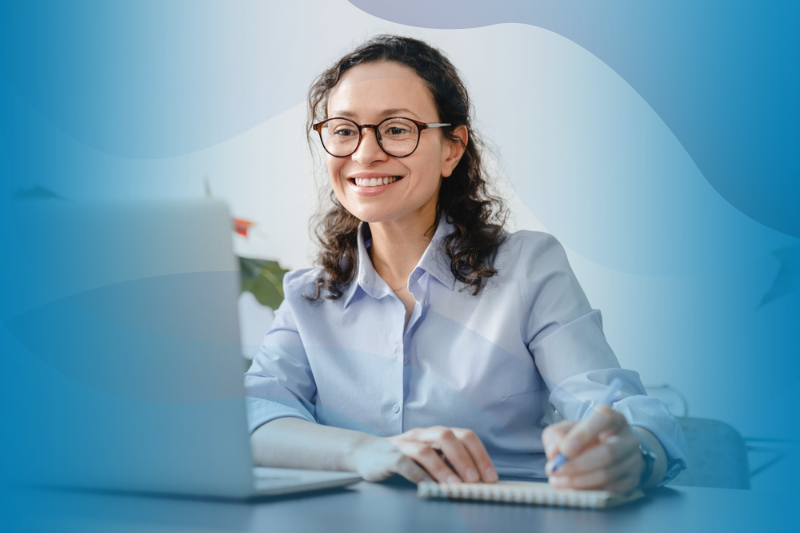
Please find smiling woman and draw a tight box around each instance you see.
[303,37,507,310]
[313,60,473,312]
[245,35,687,493]
[325,72,458,215]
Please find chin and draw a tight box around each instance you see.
[347,206,397,224]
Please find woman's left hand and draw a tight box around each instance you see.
[542,406,643,494]
[387,426,498,484]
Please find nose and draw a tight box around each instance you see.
[351,127,388,166]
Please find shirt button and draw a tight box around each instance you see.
[392,404,401,414]
[412,271,420,280]
[403,358,408,365]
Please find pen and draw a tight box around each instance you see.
[550,378,623,473]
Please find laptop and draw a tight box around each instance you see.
[8,198,360,498]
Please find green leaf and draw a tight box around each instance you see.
[238,256,290,310]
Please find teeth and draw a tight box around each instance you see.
[354,176,399,187]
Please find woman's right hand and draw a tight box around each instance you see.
[352,426,498,484]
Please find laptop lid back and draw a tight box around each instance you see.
[6,199,256,498]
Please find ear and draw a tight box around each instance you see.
[441,125,468,178]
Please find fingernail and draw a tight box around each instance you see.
[484,468,498,482]
[465,468,478,482]
[545,461,552,476]
[550,476,566,488]
[447,475,460,484]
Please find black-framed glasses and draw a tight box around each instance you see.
[312,117,451,158]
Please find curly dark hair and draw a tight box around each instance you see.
[305,34,507,300]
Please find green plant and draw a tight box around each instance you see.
[238,257,290,310]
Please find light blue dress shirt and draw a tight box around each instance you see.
[245,216,688,483]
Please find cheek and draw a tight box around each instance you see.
[416,140,447,179]
[414,154,445,187]
[326,158,345,186]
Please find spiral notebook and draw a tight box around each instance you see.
[418,481,644,509]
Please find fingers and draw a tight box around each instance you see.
[403,427,498,484]
[407,440,463,483]
[455,429,498,483]
[545,423,644,493]
[549,449,641,493]
[546,431,639,477]
[542,420,577,460]
[425,428,479,483]
[557,406,627,459]
[542,407,643,493]
[394,455,432,484]
[387,434,455,483]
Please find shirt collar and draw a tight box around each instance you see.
[342,214,457,309]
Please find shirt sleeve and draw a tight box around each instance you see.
[244,271,317,433]
[520,233,688,485]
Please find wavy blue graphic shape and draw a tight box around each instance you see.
[348,0,800,239]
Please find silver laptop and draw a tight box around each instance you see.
[10,198,360,498]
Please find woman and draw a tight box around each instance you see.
[246,35,687,492]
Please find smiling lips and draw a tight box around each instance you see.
[347,174,404,193]
[353,176,400,187]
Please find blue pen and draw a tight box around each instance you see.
[550,378,623,473]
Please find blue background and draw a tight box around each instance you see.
[1,1,797,530]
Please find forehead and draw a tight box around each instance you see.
[327,61,436,121]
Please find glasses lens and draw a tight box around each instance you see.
[320,119,360,156]
[378,118,419,156]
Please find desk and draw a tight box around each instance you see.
[8,481,794,533]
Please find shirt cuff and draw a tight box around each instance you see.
[246,396,316,434]
[613,396,689,486]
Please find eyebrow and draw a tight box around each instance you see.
[330,108,420,120]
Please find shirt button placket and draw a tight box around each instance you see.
[396,342,405,426]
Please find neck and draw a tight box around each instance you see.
[367,209,438,289]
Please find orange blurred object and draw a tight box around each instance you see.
[233,218,254,237]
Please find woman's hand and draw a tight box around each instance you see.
[351,426,498,484]
[349,437,432,483]
[542,406,643,494]
[386,426,498,484]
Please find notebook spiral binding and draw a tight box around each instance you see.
[418,482,603,509]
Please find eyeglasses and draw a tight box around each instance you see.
[312,117,451,158]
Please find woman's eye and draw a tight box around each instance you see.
[333,128,357,137]
[386,126,410,135]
